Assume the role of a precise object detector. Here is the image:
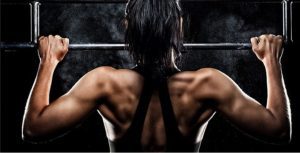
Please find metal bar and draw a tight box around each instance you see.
[290,1,294,43]
[30,1,40,44]
[282,0,292,44]
[184,43,252,50]
[40,0,283,3]
[1,0,284,4]
[0,0,288,51]
[69,44,126,50]
[0,43,252,50]
[0,43,36,50]
[69,43,252,50]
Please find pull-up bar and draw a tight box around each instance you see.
[0,43,252,50]
[0,0,293,51]
[1,0,289,4]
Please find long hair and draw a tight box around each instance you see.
[125,0,183,71]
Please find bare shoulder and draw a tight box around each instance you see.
[80,66,117,84]
[87,67,234,91]
[69,66,117,93]
[196,68,235,88]
[196,68,234,84]
[86,66,140,81]
[87,66,143,92]
[170,68,227,83]
[171,68,237,101]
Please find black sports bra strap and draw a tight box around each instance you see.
[123,77,154,142]
[109,66,200,151]
[132,64,183,139]
[158,79,182,139]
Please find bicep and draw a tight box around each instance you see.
[206,70,279,139]
[30,70,107,138]
[217,89,277,138]
[35,95,97,136]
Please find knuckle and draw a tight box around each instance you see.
[276,35,283,41]
[259,35,267,41]
[39,36,45,40]
[269,37,274,42]
[55,35,61,39]
[268,34,275,41]
[260,35,267,39]
[268,34,275,38]
[48,35,53,40]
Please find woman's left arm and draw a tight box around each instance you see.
[22,35,108,141]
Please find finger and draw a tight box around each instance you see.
[276,35,283,42]
[39,36,45,41]
[62,38,69,51]
[256,36,260,43]
[268,34,276,38]
[48,35,54,42]
[38,37,49,57]
[38,37,45,46]
[259,34,267,41]
[55,35,62,39]
[258,35,268,49]
[276,35,283,41]
[276,35,283,51]
[48,35,54,51]
[250,37,259,51]
[54,35,64,46]
[38,36,47,48]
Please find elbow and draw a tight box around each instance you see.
[22,125,41,142]
[276,126,292,144]
[267,122,292,144]
[263,109,292,144]
[22,121,60,143]
[22,129,34,142]
[276,118,292,143]
[22,126,51,143]
[22,121,47,142]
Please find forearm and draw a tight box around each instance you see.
[219,35,293,142]
[24,61,57,123]
[264,58,291,137]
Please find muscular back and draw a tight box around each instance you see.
[22,34,291,151]
[96,67,216,151]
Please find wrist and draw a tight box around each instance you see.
[39,59,59,69]
[40,57,59,67]
[262,57,281,68]
[263,57,282,77]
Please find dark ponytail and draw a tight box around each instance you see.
[125,0,183,71]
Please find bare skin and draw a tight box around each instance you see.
[22,34,291,151]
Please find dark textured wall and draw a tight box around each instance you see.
[1,0,300,152]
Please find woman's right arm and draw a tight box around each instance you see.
[194,34,291,143]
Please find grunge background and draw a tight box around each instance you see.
[1,0,300,151]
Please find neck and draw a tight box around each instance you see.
[137,49,180,71]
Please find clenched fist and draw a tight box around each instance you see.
[38,35,69,64]
[250,34,283,64]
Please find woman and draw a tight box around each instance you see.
[22,0,291,151]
